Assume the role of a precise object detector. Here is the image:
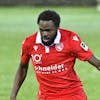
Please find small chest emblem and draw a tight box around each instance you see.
[33,45,38,51]
[55,42,64,52]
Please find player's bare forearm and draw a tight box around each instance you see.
[96,62,100,71]
[88,54,100,71]
[10,62,29,100]
[97,66,100,71]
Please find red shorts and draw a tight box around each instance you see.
[38,92,87,100]
[46,94,87,100]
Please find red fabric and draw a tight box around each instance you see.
[21,28,92,99]
[38,88,87,100]
[46,94,87,100]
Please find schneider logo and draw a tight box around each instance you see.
[34,64,67,74]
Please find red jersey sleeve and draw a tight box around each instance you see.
[70,32,93,61]
[21,38,31,64]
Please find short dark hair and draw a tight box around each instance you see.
[37,10,60,27]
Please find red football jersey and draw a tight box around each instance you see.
[21,28,92,98]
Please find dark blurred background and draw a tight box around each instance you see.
[0,0,98,6]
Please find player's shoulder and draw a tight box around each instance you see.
[59,28,79,39]
[22,32,37,46]
[24,32,37,42]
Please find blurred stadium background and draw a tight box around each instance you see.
[0,0,100,100]
[0,0,98,6]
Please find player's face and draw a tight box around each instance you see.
[38,20,58,46]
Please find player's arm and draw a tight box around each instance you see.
[10,61,29,100]
[88,54,100,71]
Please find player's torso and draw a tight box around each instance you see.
[27,29,82,96]
[29,30,75,75]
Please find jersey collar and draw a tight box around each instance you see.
[36,29,61,45]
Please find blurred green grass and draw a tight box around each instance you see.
[0,6,100,100]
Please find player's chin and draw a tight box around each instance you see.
[43,40,51,46]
